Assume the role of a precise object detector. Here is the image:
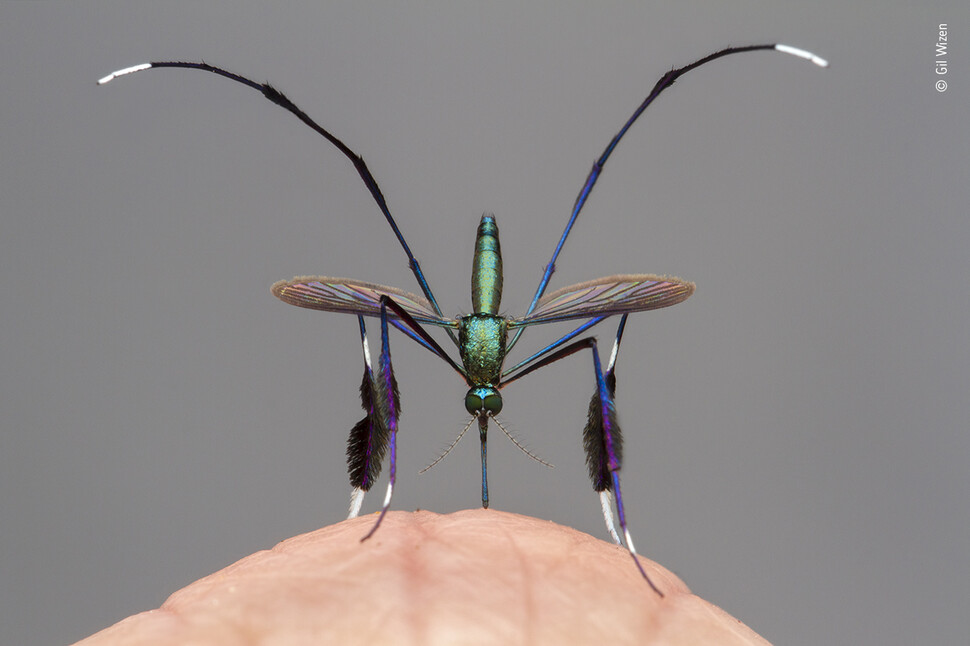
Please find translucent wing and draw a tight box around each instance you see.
[510,274,694,327]
[272,276,458,327]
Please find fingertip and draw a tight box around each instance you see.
[75,510,767,645]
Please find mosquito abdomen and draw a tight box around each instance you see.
[471,214,503,315]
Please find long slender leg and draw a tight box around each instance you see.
[379,296,468,381]
[98,60,458,345]
[599,491,620,545]
[361,300,400,542]
[502,315,607,379]
[500,335,600,387]
[592,315,628,543]
[586,315,627,543]
[346,315,389,519]
[499,330,662,596]
[508,43,827,351]
[349,294,465,538]
[390,318,440,356]
[586,333,662,597]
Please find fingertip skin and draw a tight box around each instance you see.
[74,509,770,646]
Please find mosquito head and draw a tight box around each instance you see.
[465,386,503,416]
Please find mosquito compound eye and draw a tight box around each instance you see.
[464,391,482,415]
[483,392,503,415]
[465,387,502,415]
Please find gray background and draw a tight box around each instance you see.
[1,2,966,644]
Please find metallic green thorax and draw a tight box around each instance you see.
[471,214,503,315]
[459,314,508,386]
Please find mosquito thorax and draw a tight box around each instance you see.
[465,386,503,416]
[458,314,508,384]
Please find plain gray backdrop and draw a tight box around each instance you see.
[1,2,967,644]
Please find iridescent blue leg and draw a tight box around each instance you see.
[592,315,627,544]
[346,315,386,519]
[499,324,662,596]
[348,310,440,519]
[587,330,662,596]
[502,315,607,379]
[361,300,400,542]
[357,294,470,540]
[97,60,458,346]
[509,43,827,351]
[378,297,468,381]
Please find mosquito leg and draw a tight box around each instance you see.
[503,316,607,375]
[378,296,467,379]
[97,60,458,345]
[585,327,662,596]
[361,301,400,542]
[348,487,366,520]
[509,43,827,351]
[599,490,621,545]
[594,315,628,543]
[498,328,662,595]
[346,315,388,519]
[349,294,466,535]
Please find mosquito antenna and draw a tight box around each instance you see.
[420,417,476,474]
[491,414,554,468]
[98,60,458,345]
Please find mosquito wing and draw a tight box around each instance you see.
[510,274,694,327]
[272,276,458,327]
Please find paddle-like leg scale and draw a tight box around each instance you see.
[585,315,629,545]
[346,316,387,520]
[359,300,400,541]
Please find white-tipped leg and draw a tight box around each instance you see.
[381,481,394,507]
[600,490,622,545]
[361,481,394,542]
[361,332,373,371]
[360,298,399,543]
[775,44,829,68]
[623,528,637,554]
[348,487,365,519]
[97,63,152,85]
[607,341,620,373]
[610,473,663,596]
[622,525,663,597]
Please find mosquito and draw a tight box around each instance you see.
[99,43,826,595]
